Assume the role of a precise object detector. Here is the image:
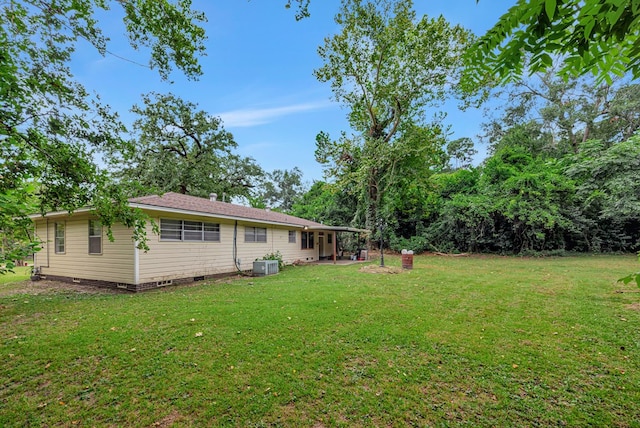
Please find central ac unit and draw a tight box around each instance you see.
[253,260,279,276]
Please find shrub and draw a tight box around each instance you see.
[389,235,430,254]
[259,251,285,270]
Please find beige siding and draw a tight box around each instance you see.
[137,213,319,283]
[33,220,49,272]
[274,229,320,262]
[33,214,135,283]
[317,232,336,258]
[32,209,327,286]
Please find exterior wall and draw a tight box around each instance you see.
[317,232,336,259]
[31,209,326,291]
[137,212,319,284]
[33,214,135,284]
[268,227,319,264]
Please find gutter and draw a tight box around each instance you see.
[28,207,92,219]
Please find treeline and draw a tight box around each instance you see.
[291,74,640,255]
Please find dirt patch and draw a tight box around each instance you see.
[151,410,184,427]
[359,265,404,274]
[0,279,121,297]
[624,302,640,311]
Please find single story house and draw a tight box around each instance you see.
[30,192,366,291]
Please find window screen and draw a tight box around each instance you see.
[88,220,102,254]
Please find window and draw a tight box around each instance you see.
[183,221,203,241]
[288,230,296,243]
[301,231,314,249]
[160,219,182,240]
[245,226,267,243]
[328,233,333,244]
[204,223,220,242]
[54,222,65,254]
[160,219,220,242]
[88,220,102,254]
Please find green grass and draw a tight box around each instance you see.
[1,255,639,427]
[0,266,31,286]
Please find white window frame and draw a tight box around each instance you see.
[54,222,65,254]
[183,220,203,241]
[288,230,296,243]
[245,226,267,243]
[88,220,102,255]
[160,219,221,242]
[203,223,221,242]
[160,219,183,241]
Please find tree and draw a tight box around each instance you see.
[285,0,311,19]
[0,182,40,273]
[314,0,471,232]
[481,72,640,156]
[565,137,640,252]
[290,181,357,227]
[446,137,477,170]
[112,93,263,200]
[425,147,574,254]
[259,167,306,212]
[1,0,207,270]
[464,0,640,86]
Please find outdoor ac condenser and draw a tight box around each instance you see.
[252,260,279,276]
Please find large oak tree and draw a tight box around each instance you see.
[113,93,263,200]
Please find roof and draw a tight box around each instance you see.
[128,192,367,232]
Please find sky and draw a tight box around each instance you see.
[73,0,517,184]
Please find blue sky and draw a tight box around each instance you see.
[73,1,516,183]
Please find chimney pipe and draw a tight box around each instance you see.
[209,193,217,202]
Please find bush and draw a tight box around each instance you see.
[258,251,285,270]
[389,235,430,254]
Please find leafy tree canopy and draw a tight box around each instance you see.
[482,72,640,156]
[464,0,640,87]
[314,0,471,231]
[111,93,263,200]
[1,0,207,270]
[258,168,307,213]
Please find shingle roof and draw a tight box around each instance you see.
[129,192,326,229]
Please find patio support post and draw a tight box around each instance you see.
[333,231,337,264]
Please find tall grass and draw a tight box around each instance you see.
[1,255,639,426]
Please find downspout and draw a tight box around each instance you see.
[43,218,50,268]
[233,220,239,271]
[232,220,250,275]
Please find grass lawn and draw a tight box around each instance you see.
[1,254,639,427]
[0,266,31,286]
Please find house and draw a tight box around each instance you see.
[30,192,366,291]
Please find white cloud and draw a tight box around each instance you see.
[217,101,330,128]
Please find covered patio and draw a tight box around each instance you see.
[310,225,370,264]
